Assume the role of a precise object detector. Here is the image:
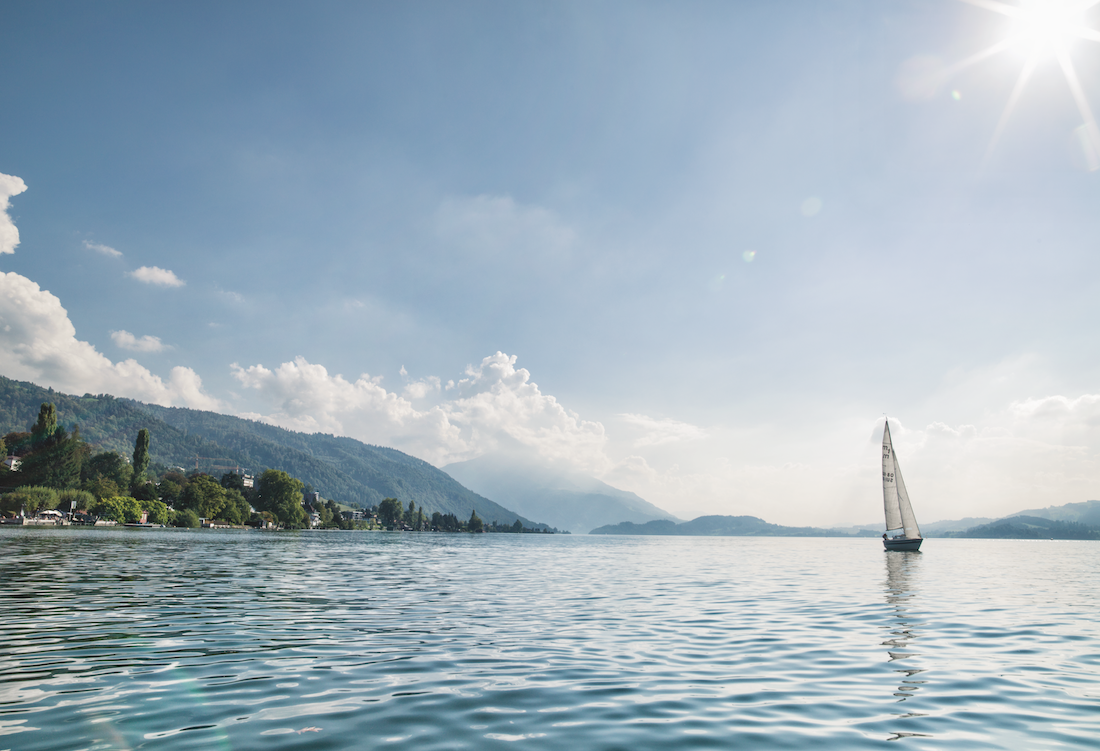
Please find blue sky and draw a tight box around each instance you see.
[3,0,1100,525]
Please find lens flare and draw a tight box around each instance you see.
[954,0,1100,164]
[743,250,756,263]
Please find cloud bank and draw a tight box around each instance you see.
[233,352,608,471]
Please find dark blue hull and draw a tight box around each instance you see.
[883,537,922,551]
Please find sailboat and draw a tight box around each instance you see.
[881,419,922,551]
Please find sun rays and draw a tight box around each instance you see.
[954,0,1100,166]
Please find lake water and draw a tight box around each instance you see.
[1,530,1098,750]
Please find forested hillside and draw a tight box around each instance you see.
[0,376,546,528]
[0,376,231,466]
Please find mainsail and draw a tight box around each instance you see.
[882,420,921,539]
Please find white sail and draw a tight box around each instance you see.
[882,419,921,539]
[882,421,903,532]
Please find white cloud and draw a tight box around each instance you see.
[0,172,28,256]
[232,352,608,471]
[403,376,440,400]
[110,329,167,353]
[619,413,706,447]
[435,194,576,259]
[130,265,185,287]
[0,271,219,409]
[0,174,218,410]
[231,356,468,461]
[1011,394,1100,427]
[84,240,122,258]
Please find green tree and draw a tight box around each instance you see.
[131,429,150,489]
[82,451,133,494]
[255,469,306,528]
[85,475,121,502]
[158,479,183,505]
[33,402,58,439]
[172,508,200,528]
[93,495,143,523]
[512,519,523,533]
[17,426,89,489]
[377,497,404,527]
[131,482,157,502]
[142,499,169,525]
[58,488,95,512]
[468,510,483,533]
[180,475,228,520]
[220,472,245,494]
[221,489,252,525]
[2,486,59,517]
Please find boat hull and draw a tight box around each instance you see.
[883,537,922,552]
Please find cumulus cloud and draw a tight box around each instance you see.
[84,240,122,258]
[0,271,219,409]
[619,413,706,447]
[111,329,167,353]
[1011,394,1100,426]
[231,356,467,461]
[435,194,576,258]
[403,376,441,400]
[232,352,608,471]
[1,172,28,255]
[0,174,218,410]
[130,265,185,287]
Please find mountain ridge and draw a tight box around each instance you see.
[0,375,547,528]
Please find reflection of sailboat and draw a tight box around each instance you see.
[881,419,922,551]
[883,550,930,740]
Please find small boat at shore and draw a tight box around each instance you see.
[882,419,922,551]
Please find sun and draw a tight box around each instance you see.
[1007,0,1090,55]
[954,0,1100,167]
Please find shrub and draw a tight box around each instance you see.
[58,488,95,512]
[172,508,200,528]
[3,486,60,517]
[92,496,143,523]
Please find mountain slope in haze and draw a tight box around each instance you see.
[1008,500,1100,526]
[443,454,680,533]
[0,375,546,528]
[949,515,1100,539]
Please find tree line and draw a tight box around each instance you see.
[2,401,558,534]
[1,402,310,528]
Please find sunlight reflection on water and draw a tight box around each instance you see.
[0,529,1098,750]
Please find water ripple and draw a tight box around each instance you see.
[1,530,1098,749]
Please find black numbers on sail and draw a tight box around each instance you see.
[883,449,890,457]
[882,472,894,481]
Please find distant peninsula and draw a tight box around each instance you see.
[942,515,1100,540]
[592,504,1100,540]
[590,515,880,537]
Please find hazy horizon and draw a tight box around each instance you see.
[3,1,1100,527]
